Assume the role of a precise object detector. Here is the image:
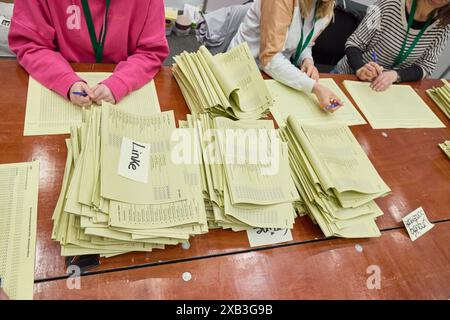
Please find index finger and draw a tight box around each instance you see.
[80,82,95,99]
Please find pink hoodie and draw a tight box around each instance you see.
[8,0,169,102]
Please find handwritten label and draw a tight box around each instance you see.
[402,207,434,241]
[117,137,150,183]
[246,227,293,247]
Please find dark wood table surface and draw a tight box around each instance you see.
[0,58,449,299]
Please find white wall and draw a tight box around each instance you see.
[164,0,246,12]
[205,0,246,12]
[165,0,204,10]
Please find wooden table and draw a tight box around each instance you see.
[0,59,449,299]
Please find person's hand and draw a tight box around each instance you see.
[0,288,9,300]
[301,58,319,81]
[92,84,116,105]
[370,70,398,92]
[312,82,344,113]
[69,81,95,107]
[356,62,383,81]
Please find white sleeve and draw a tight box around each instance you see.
[299,46,313,64]
[262,52,316,93]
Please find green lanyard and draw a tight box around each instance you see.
[393,0,433,68]
[81,0,110,63]
[291,2,318,66]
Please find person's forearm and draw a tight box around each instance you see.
[345,46,365,73]
[396,65,424,82]
[101,39,168,103]
[262,53,316,93]
[9,18,81,98]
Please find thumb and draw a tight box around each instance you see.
[80,82,95,99]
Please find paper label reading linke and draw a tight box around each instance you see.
[118,137,150,183]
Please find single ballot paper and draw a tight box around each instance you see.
[118,137,151,184]
[247,227,293,247]
[402,207,434,241]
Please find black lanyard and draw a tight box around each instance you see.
[393,0,433,68]
[81,0,110,63]
[291,2,318,66]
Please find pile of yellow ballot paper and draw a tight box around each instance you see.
[172,43,273,120]
[51,105,208,257]
[279,116,391,238]
[179,113,300,231]
[439,141,450,159]
[427,79,450,119]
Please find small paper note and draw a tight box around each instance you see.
[402,207,434,241]
[246,228,293,247]
[117,137,150,184]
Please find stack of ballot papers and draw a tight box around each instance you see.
[172,42,273,120]
[427,79,450,119]
[178,114,300,231]
[439,141,450,159]
[0,162,39,299]
[51,104,208,257]
[24,72,161,136]
[279,115,391,238]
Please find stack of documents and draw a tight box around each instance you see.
[179,114,300,231]
[24,72,161,136]
[279,115,391,238]
[0,162,39,299]
[51,105,208,257]
[427,79,450,119]
[172,42,273,120]
[439,141,450,159]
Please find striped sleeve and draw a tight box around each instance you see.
[345,0,387,51]
[414,27,450,77]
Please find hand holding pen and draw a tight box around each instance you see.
[312,83,343,113]
[69,81,95,107]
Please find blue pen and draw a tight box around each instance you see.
[325,102,340,111]
[371,49,378,63]
[72,91,88,97]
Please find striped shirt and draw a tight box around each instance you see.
[336,0,450,77]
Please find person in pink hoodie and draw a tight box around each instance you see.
[8,0,169,107]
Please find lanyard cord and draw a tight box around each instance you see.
[291,1,319,66]
[81,0,110,63]
[393,0,433,68]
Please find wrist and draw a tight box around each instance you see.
[312,82,322,94]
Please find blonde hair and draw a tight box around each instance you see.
[299,0,335,19]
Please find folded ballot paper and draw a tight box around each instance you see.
[178,114,300,232]
[51,105,208,257]
[172,42,273,120]
[427,79,450,120]
[439,140,450,159]
[279,116,391,238]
